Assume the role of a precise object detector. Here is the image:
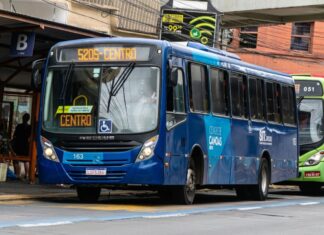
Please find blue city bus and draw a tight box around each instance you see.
[34,38,298,204]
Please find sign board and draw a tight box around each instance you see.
[295,80,323,97]
[59,46,152,63]
[10,32,35,57]
[98,119,112,134]
[161,9,217,47]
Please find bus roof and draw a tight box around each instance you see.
[52,37,293,85]
[292,74,324,80]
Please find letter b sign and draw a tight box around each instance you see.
[16,34,28,51]
[10,32,35,57]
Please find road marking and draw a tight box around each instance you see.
[237,207,262,211]
[299,202,320,206]
[143,213,187,219]
[63,204,157,212]
[18,221,73,228]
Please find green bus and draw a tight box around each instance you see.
[291,74,324,194]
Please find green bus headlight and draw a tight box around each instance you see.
[304,151,324,166]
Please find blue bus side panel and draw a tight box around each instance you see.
[187,114,209,183]
[204,116,232,184]
[202,117,298,185]
[269,124,298,183]
[231,119,259,184]
[164,121,188,185]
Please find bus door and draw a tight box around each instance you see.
[165,58,188,185]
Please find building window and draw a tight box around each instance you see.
[239,27,258,48]
[291,22,312,52]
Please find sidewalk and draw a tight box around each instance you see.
[0,179,154,201]
[0,179,76,201]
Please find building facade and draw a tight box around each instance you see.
[1,0,160,38]
[228,21,324,75]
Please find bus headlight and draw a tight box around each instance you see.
[304,151,324,166]
[41,136,59,162]
[136,135,158,162]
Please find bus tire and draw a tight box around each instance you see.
[299,184,322,195]
[250,158,270,201]
[76,187,101,203]
[172,160,196,205]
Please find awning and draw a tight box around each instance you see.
[0,9,109,89]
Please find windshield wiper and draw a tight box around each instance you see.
[107,62,135,112]
[59,62,75,104]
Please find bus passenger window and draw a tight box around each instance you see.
[256,79,265,120]
[210,68,229,116]
[273,83,282,123]
[249,78,257,119]
[167,69,185,113]
[288,87,297,125]
[282,86,296,125]
[167,68,186,129]
[230,73,247,118]
[266,82,275,122]
[189,63,209,113]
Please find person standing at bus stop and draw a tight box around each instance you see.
[12,113,31,180]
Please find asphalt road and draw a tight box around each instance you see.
[1,187,324,235]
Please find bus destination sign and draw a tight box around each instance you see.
[295,80,323,97]
[59,46,151,62]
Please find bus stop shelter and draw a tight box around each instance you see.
[0,9,108,183]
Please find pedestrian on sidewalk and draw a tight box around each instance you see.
[11,113,31,180]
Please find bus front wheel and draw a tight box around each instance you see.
[76,187,101,203]
[173,160,196,205]
[251,158,270,200]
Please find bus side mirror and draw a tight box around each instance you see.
[31,59,45,91]
[170,68,178,87]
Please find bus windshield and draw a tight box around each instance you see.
[298,99,324,145]
[43,66,160,134]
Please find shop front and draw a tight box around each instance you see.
[0,9,107,183]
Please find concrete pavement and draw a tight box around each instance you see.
[0,177,300,202]
[0,179,76,201]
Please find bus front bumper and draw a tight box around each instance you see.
[38,156,164,186]
[289,162,324,183]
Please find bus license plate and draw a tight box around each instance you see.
[85,169,107,176]
[304,171,320,177]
